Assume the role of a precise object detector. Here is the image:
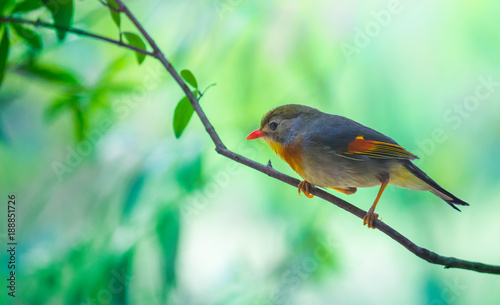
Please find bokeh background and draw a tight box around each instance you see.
[1,0,500,304]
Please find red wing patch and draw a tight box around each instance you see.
[345,135,418,160]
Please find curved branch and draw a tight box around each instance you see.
[112,0,500,276]
[4,2,498,275]
[0,16,154,57]
[214,151,500,274]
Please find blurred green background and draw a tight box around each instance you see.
[1,0,500,304]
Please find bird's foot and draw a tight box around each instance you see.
[363,210,379,229]
[298,180,314,198]
[330,187,357,195]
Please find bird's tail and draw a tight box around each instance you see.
[402,161,470,211]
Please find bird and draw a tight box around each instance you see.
[245,104,469,228]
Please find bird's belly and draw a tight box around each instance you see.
[299,158,383,188]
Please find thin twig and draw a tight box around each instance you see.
[0,16,154,56]
[4,1,499,275]
[217,150,500,274]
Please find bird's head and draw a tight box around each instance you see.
[246,104,320,145]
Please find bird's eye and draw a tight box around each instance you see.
[269,122,278,131]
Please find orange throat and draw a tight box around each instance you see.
[265,138,305,178]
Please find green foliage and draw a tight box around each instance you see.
[105,0,121,29]
[180,69,198,89]
[20,58,136,142]
[0,0,15,15]
[122,171,147,218]
[42,0,74,41]
[45,93,86,141]
[11,23,43,50]
[123,32,146,64]
[172,91,198,138]
[44,95,75,121]
[172,70,203,138]
[13,0,43,13]
[71,98,86,141]
[156,205,180,294]
[21,63,81,86]
[176,153,203,191]
[0,27,9,87]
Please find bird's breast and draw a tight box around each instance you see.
[265,138,306,178]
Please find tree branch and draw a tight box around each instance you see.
[5,1,499,275]
[0,16,154,57]
[214,150,500,274]
[113,0,500,274]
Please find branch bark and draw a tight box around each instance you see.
[0,16,155,56]
[4,2,500,275]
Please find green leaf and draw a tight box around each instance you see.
[105,0,120,29]
[71,100,85,142]
[123,32,146,64]
[173,91,198,138]
[0,120,7,143]
[42,0,74,41]
[122,171,146,218]
[11,23,42,50]
[22,64,80,86]
[44,96,74,122]
[156,205,180,291]
[173,96,193,138]
[13,0,43,13]
[98,56,127,82]
[0,0,15,15]
[180,69,198,89]
[0,28,10,87]
[176,154,203,191]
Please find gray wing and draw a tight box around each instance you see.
[305,114,417,160]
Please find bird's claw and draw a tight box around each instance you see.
[363,210,379,229]
[298,180,314,198]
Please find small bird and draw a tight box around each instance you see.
[246,104,469,228]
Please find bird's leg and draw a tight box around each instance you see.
[330,187,357,195]
[298,180,314,198]
[363,178,389,229]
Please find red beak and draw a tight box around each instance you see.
[246,129,265,140]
